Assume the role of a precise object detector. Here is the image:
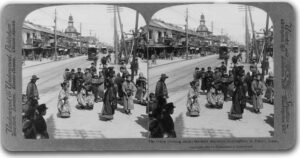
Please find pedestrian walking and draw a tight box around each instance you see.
[34,104,49,139]
[75,68,84,94]
[220,61,227,75]
[229,67,247,119]
[57,82,71,118]
[98,71,105,102]
[70,69,76,95]
[187,81,200,116]
[90,62,97,75]
[155,74,169,110]
[91,74,101,102]
[26,75,40,101]
[130,58,139,76]
[100,78,117,121]
[251,74,264,113]
[205,67,214,92]
[135,72,147,103]
[122,74,137,114]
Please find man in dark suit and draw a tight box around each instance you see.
[26,75,40,101]
[155,74,169,109]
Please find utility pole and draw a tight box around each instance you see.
[261,14,270,81]
[248,6,258,62]
[113,5,118,64]
[245,7,250,63]
[80,23,82,54]
[54,9,57,61]
[131,11,139,81]
[185,8,189,60]
[211,21,214,34]
[117,6,126,65]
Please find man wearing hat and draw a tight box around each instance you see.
[26,75,40,101]
[155,74,169,109]
[34,104,49,139]
[130,58,139,76]
[220,61,227,75]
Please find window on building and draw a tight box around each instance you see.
[149,30,153,39]
[27,33,30,40]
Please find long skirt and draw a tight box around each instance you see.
[229,87,246,119]
[100,98,116,120]
[123,96,134,110]
[252,94,263,110]
[135,86,145,101]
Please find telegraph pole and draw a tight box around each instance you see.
[80,23,82,54]
[245,7,250,63]
[117,6,126,65]
[131,11,139,81]
[211,21,214,34]
[185,8,189,60]
[54,9,57,61]
[113,5,118,64]
[248,6,258,62]
[261,14,270,80]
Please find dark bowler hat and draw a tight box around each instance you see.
[31,75,39,80]
[108,66,114,70]
[160,73,169,79]
[37,104,48,113]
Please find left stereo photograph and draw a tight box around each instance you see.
[22,4,149,139]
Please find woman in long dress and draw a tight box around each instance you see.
[57,82,71,118]
[264,75,274,104]
[228,70,247,119]
[251,74,264,113]
[98,71,105,102]
[135,73,147,102]
[122,74,137,114]
[187,81,200,116]
[70,69,77,95]
[100,79,117,120]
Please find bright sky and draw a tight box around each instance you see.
[25,4,273,45]
[25,5,146,45]
[152,4,273,44]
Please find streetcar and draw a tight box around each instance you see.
[87,46,98,60]
[218,44,229,59]
[232,46,239,53]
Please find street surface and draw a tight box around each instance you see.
[22,55,148,139]
[149,54,274,138]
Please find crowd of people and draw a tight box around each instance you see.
[22,56,147,139]
[148,53,274,138]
